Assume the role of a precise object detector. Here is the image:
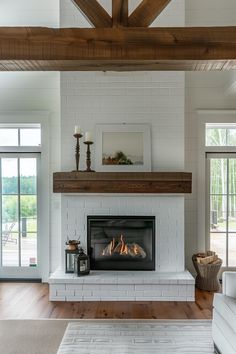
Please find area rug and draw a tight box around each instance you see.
[57,320,214,354]
[0,320,69,354]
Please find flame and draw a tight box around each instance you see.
[101,235,146,258]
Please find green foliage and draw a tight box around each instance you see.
[1,176,37,223]
[2,176,36,194]
[2,195,37,223]
[21,196,37,218]
[115,151,133,165]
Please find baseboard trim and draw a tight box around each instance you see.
[0,278,42,283]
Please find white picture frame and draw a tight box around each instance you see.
[95,124,151,172]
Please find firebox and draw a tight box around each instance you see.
[87,216,155,271]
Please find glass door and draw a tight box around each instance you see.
[0,154,40,278]
[207,153,236,268]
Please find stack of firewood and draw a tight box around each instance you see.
[195,251,221,265]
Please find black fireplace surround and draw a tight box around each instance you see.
[87,216,155,271]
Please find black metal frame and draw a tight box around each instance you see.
[87,215,155,271]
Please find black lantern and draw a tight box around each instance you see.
[74,247,90,276]
[65,249,80,273]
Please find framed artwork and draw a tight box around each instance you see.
[95,124,151,172]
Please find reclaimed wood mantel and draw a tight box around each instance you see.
[53,172,192,194]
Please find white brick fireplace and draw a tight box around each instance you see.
[49,194,195,301]
[62,196,185,272]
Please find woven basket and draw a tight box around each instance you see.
[192,254,222,292]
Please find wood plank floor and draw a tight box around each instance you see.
[0,283,214,320]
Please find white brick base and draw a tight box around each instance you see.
[49,270,195,302]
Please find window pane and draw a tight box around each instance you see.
[210,195,227,232]
[2,195,18,227]
[21,217,37,234]
[210,159,227,195]
[21,233,37,267]
[210,233,226,266]
[0,129,18,146]
[228,196,236,232]
[229,159,236,194]
[20,158,37,194]
[2,232,19,267]
[20,129,41,146]
[227,129,236,146]
[20,195,37,219]
[2,158,18,195]
[206,128,227,146]
[229,233,236,266]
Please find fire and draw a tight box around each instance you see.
[102,235,146,259]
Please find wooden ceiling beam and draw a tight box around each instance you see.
[128,0,171,27]
[112,0,128,27]
[0,27,236,71]
[71,0,112,28]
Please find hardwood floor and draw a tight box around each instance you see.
[0,283,214,319]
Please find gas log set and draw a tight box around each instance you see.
[102,235,147,259]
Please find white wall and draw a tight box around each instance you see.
[185,0,236,272]
[0,0,59,27]
[0,0,61,274]
[60,0,184,27]
[0,72,61,273]
[186,0,236,26]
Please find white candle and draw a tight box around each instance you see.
[85,131,93,142]
[74,125,81,135]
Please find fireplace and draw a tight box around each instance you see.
[87,216,155,271]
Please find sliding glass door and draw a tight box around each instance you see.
[0,154,40,278]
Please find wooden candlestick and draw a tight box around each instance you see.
[84,141,95,172]
[73,133,83,171]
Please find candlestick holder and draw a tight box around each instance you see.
[73,133,83,172]
[84,141,95,172]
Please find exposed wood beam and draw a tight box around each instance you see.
[0,27,236,71]
[112,0,128,27]
[129,0,171,27]
[71,0,112,28]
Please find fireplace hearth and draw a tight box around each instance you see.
[87,216,155,271]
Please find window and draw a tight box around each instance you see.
[0,155,38,267]
[0,124,41,147]
[206,123,236,268]
[0,123,42,275]
[208,155,236,267]
[206,123,236,147]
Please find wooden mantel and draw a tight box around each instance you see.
[53,172,192,194]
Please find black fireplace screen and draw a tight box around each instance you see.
[87,216,155,271]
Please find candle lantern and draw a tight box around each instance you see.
[65,249,80,273]
[74,247,90,276]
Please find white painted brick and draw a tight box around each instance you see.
[49,270,195,302]
[66,296,83,301]
[83,296,101,301]
[58,290,75,297]
[66,284,83,291]
[50,295,66,301]
[75,290,92,297]
[187,297,195,302]
[49,284,60,294]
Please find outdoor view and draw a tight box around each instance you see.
[1,157,37,267]
[207,125,236,267]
